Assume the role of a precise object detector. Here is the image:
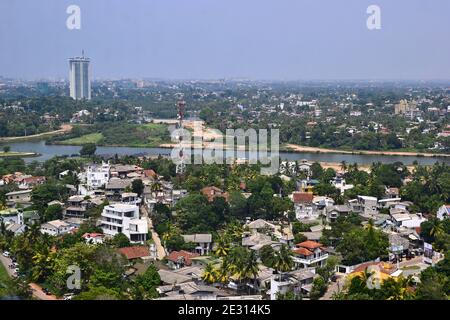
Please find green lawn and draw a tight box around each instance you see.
[57,133,104,145]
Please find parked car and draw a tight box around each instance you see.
[63,293,74,300]
[42,288,51,295]
[2,251,10,257]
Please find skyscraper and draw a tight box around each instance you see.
[69,51,91,100]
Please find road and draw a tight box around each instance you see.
[141,205,166,260]
[0,124,73,142]
[320,274,346,300]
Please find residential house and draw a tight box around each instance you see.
[118,246,152,261]
[437,204,450,221]
[292,240,329,268]
[167,250,200,269]
[5,223,26,235]
[349,195,378,216]
[105,179,133,201]
[110,165,142,179]
[330,177,354,195]
[40,219,73,236]
[390,212,427,229]
[16,176,45,189]
[291,192,317,220]
[5,189,32,207]
[82,233,105,245]
[85,161,110,190]
[269,268,316,300]
[101,204,148,243]
[325,205,351,222]
[201,186,229,202]
[0,208,23,225]
[181,234,213,255]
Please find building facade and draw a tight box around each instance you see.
[69,54,91,100]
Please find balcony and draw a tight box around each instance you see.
[293,253,329,266]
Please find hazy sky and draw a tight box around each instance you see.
[1,0,450,80]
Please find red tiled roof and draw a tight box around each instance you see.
[118,246,150,260]
[82,233,104,239]
[292,247,314,256]
[201,186,229,202]
[292,192,314,203]
[167,250,199,266]
[296,240,323,250]
[143,169,157,178]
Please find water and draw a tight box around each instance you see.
[5,140,450,166]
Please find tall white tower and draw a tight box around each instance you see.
[69,51,91,100]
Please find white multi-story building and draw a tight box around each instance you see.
[69,53,91,100]
[86,161,110,190]
[101,204,148,243]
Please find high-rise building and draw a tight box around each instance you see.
[69,52,91,100]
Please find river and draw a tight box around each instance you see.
[5,140,450,166]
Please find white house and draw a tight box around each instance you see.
[101,204,148,243]
[40,219,73,236]
[330,177,354,195]
[437,205,450,221]
[391,213,427,229]
[85,161,110,190]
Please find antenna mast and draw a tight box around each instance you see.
[176,99,186,174]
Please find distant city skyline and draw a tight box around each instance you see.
[1,0,450,80]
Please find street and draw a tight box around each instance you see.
[141,205,166,260]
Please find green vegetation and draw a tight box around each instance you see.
[53,123,170,147]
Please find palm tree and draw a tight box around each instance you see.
[216,260,230,288]
[273,245,294,281]
[201,262,218,284]
[429,219,444,239]
[242,250,260,293]
[340,161,347,173]
[214,234,231,257]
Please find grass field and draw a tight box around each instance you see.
[57,132,104,145]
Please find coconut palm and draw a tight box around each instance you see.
[340,161,347,173]
[273,245,294,281]
[214,234,231,257]
[242,250,260,292]
[201,262,218,284]
[429,219,444,238]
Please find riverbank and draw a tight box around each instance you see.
[0,124,73,143]
[285,143,450,158]
[0,151,39,158]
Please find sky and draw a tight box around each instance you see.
[0,0,450,80]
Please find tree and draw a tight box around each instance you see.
[112,233,131,248]
[44,204,63,221]
[79,143,96,157]
[131,264,161,300]
[310,276,327,300]
[2,145,10,153]
[259,245,276,268]
[336,227,389,265]
[131,179,144,196]
[202,262,218,284]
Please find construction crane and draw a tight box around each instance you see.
[176,99,186,174]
